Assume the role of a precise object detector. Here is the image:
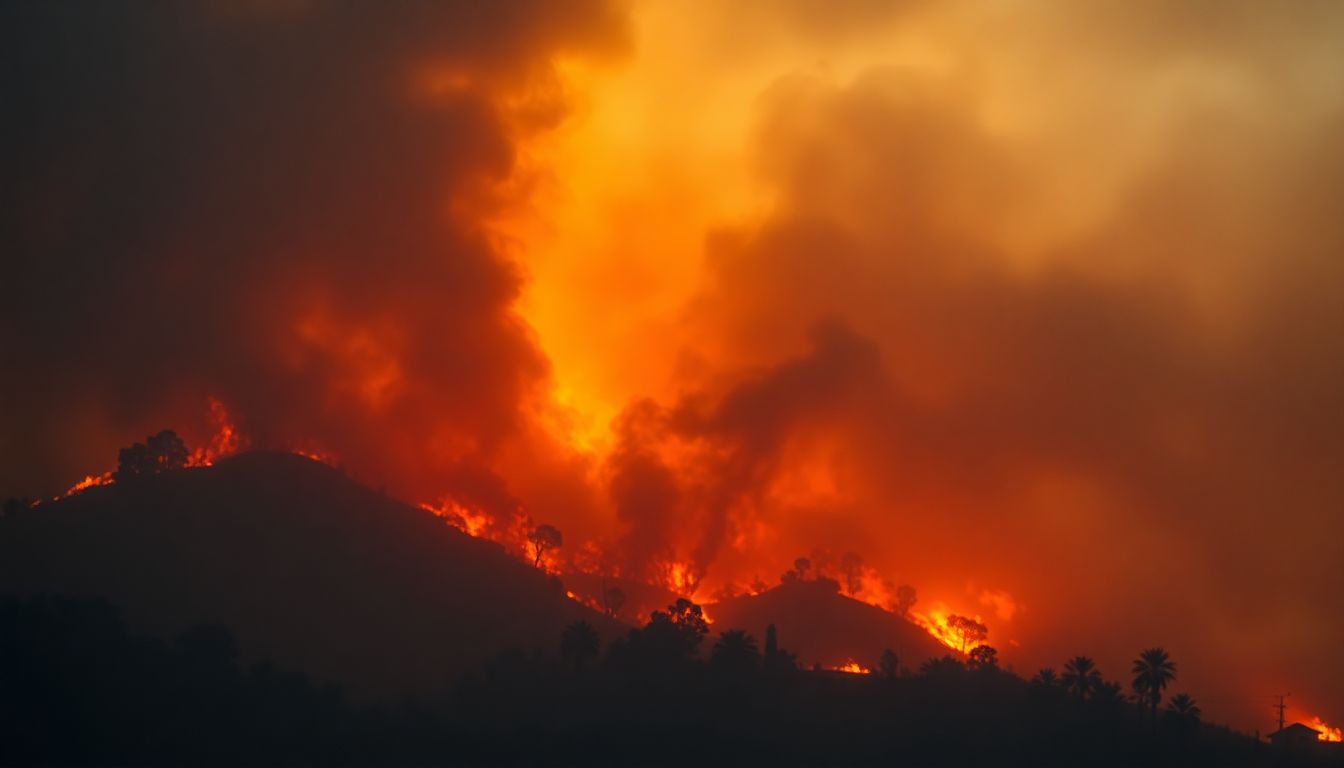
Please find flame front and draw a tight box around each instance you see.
[832,659,871,675]
[909,604,987,655]
[1310,717,1343,742]
[52,471,114,502]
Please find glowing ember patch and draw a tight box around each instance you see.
[832,660,871,674]
[292,448,338,466]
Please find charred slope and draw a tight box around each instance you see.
[0,451,621,699]
[709,580,950,669]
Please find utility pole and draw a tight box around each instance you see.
[1273,693,1290,732]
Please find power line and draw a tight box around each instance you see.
[1273,693,1290,732]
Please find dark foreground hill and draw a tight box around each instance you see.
[709,579,949,669]
[0,452,621,699]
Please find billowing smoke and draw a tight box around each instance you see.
[6,0,1344,733]
[1,1,626,508]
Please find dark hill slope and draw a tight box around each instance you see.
[0,452,621,699]
[709,580,950,670]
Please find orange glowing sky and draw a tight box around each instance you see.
[505,0,1344,733]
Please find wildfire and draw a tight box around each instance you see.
[832,660,871,675]
[51,471,114,502]
[910,603,987,654]
[1310,717,1343,742]
[419,498,492,538]
[664,560,703,599]
[185,397,242,467]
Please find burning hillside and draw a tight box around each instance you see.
[22,397,996,663]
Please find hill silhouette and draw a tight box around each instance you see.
[708,578,950,669]
[0,451,622,699]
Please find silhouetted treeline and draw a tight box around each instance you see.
[1,596,1334,767]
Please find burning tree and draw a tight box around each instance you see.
[945,614,988,653]
[527,524,562,568]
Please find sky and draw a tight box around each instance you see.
[3,0,1343,733]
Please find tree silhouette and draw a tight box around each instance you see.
[710,630,760,674]
[638,598,709,660]
[919,655,966,678]
[879,649,899,679]
[1167,692,1200,719]
[1031,668,1058,688]
[1092,680,1125,709]
[526,524,562,568]
[945,614,988,653]
[793,557,811,581]
[115,429,189,481]
[839,551,863,595]
[1060,656,1102,699]
[764,623,778,661]
[1131,647,1176,726]
[560,620,600,672]
[895,585,917,618]
[968,644,998,671]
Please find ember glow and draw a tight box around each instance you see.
[5,0,1344,736]
[833,660,872,675]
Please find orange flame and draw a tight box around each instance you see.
[1310,717,1343,742]
[186,397,242,467]
[910,603,987,654]
[664,560,703,599]
[832,659,871,674]
[52,471,114,501]
[419,498,492,538]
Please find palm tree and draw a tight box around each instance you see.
[1131,648,1176,726]
[710,629,760,673]
[561,620,600,673]
[1167,692,1201,720]
[1031,667,1058,688]
[1060,656,1102,699]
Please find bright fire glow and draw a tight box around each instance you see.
[52,471,114,502]
[832,660,871,675]
[186,397,242,467]
[910,603,987,655]
[1311,717,1343,742]
[420,499,492,538]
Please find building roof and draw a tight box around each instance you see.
[1269,723,1322,739]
